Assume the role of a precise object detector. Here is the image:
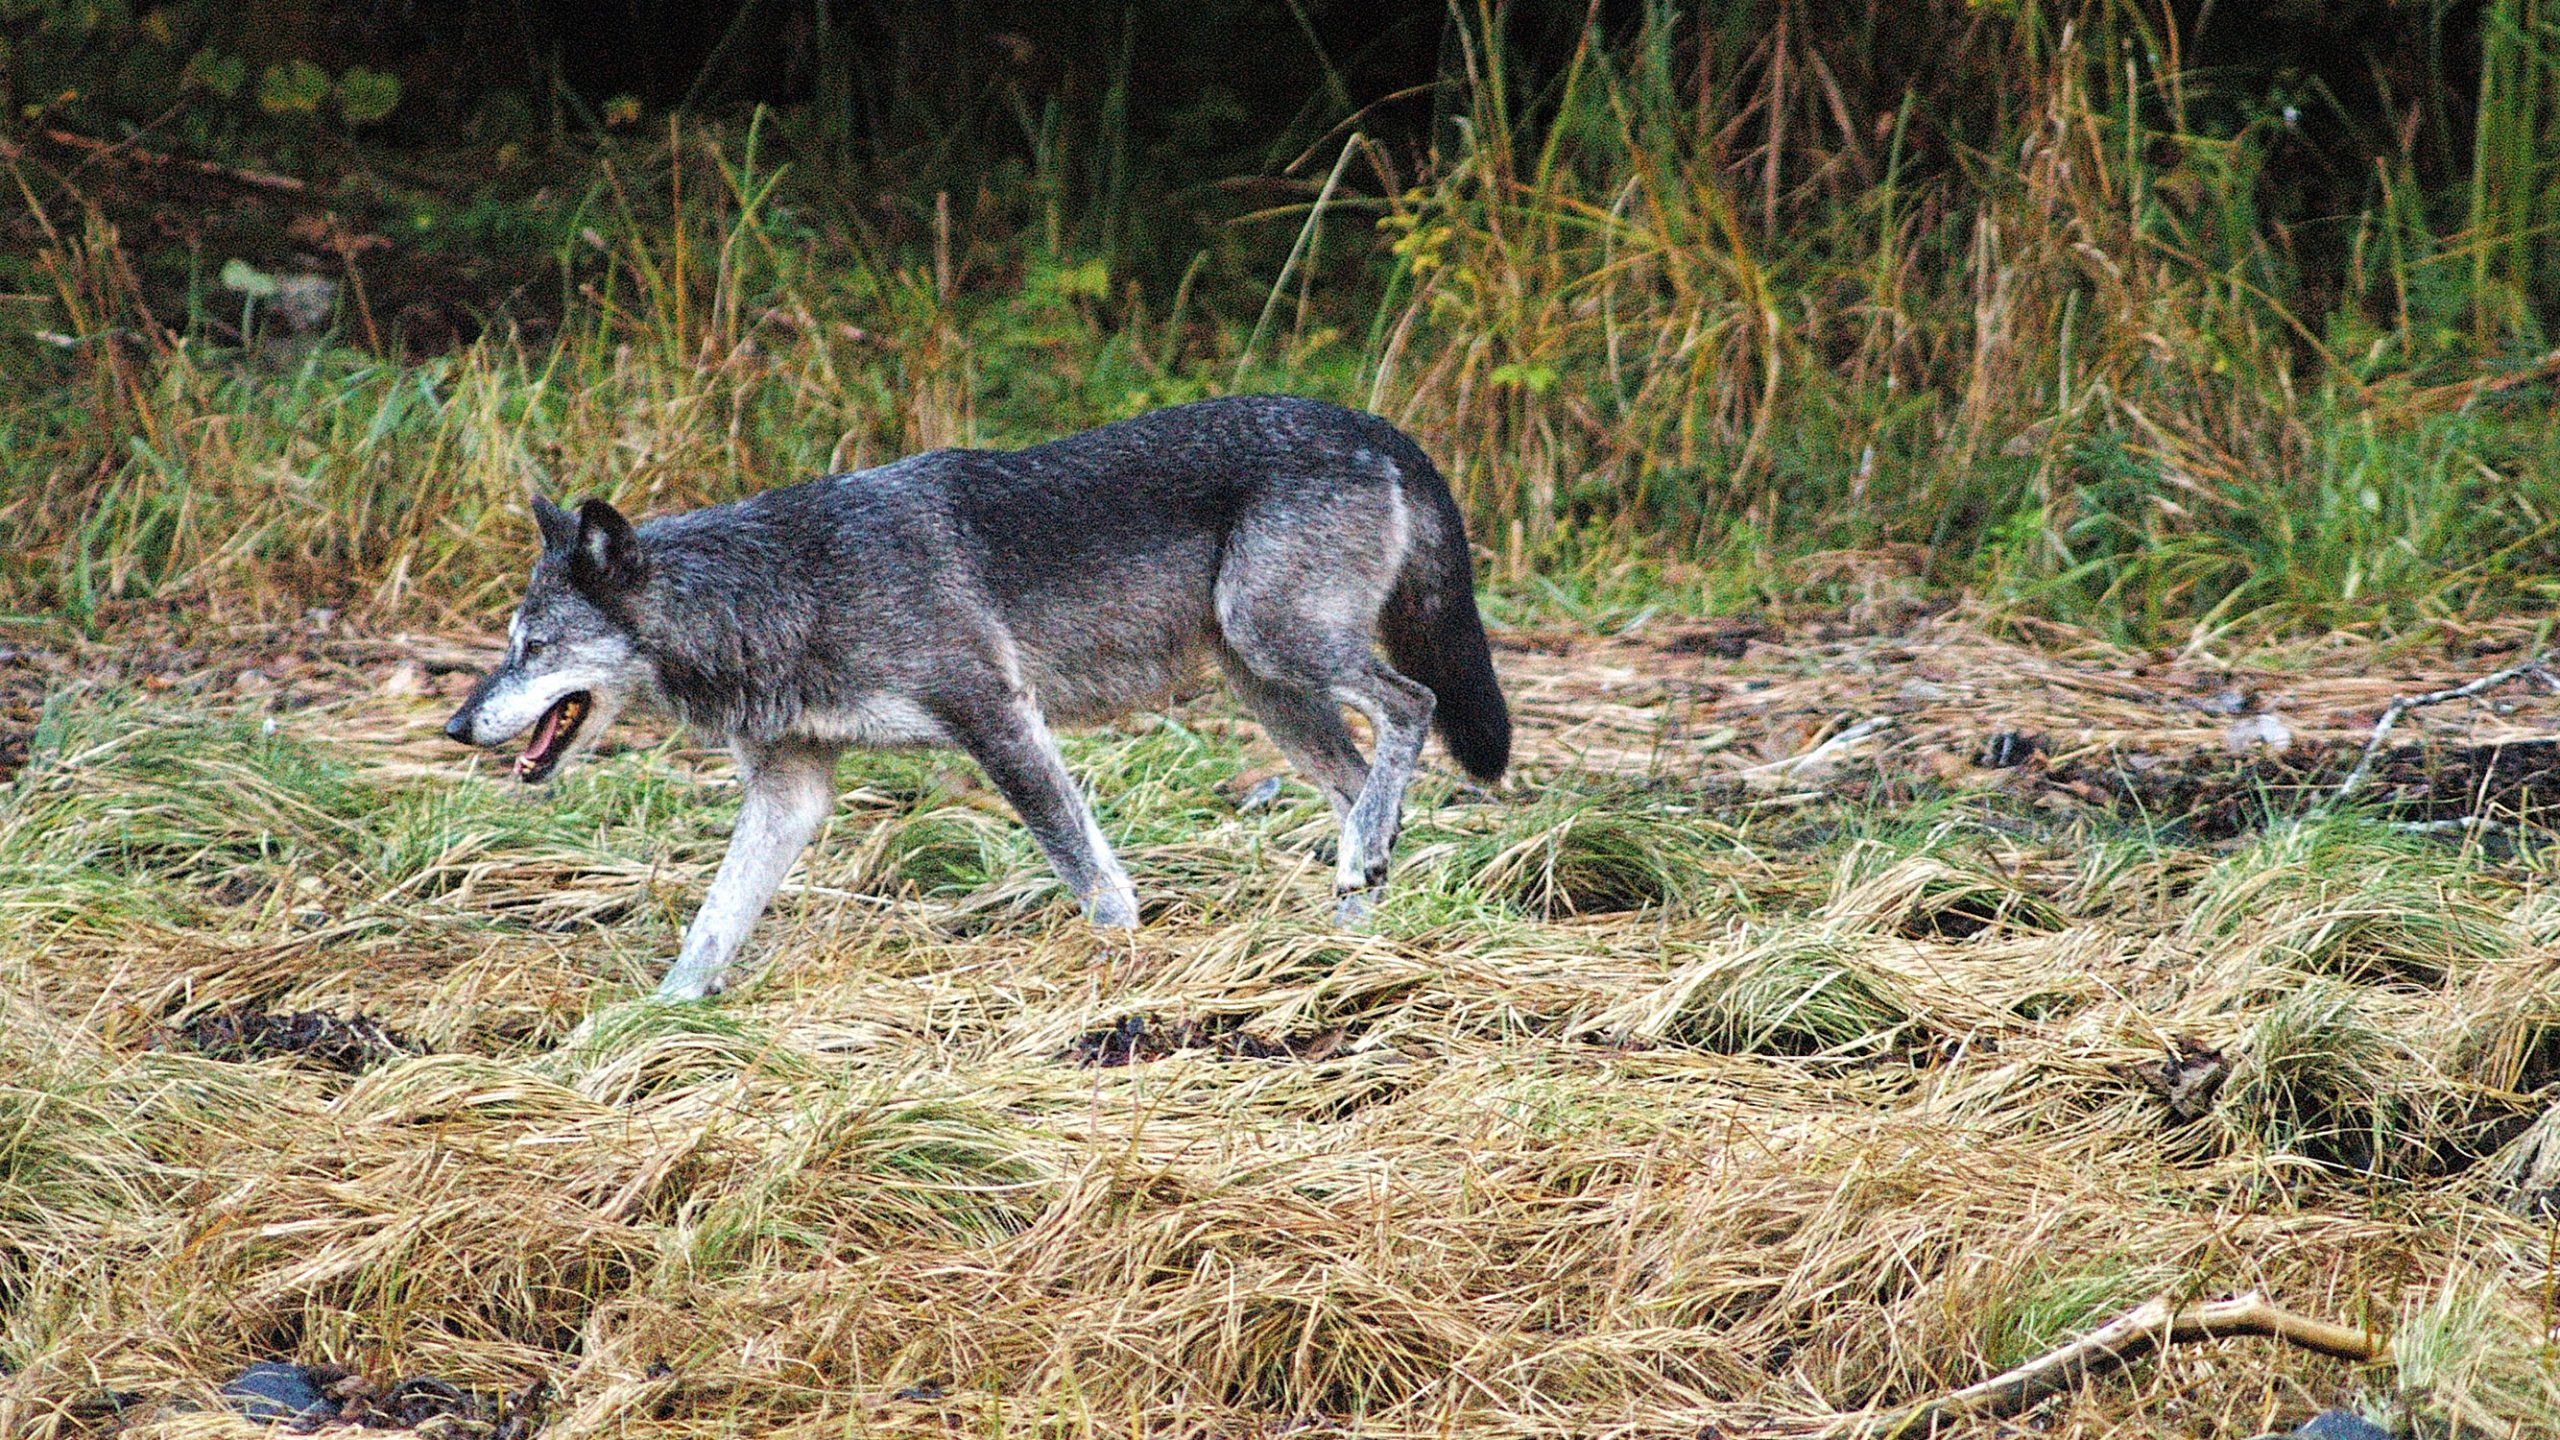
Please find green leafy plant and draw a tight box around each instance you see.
[254,56,328,116]
[334,64,398,126]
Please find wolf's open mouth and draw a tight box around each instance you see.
[515,691,592,783]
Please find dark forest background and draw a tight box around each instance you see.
[6,2,2532,303]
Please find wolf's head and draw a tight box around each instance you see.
[443,496,650,783]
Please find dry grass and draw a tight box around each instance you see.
[4,624,2560,1438]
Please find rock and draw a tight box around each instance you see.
[219,1362,329,1422]
[2293,1410,2394,1440]
[2222,713,2293,755]
[1235,775,1287,812]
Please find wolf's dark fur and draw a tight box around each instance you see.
[447,395,1510,998]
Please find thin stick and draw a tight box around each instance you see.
[1822,1292,2379,1437]
[2327,651,2560,808]
[33,128,306,191]
[1727,715,1896,782]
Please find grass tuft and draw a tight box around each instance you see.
[1611,923,1919,1060]
[2222,981,2443,1176]
[1452,790,1728,919]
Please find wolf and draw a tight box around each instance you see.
[443,395,1511,1001]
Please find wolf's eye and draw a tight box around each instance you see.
[523,637,549,657]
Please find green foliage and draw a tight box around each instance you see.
[180,47,239,99]
[254,57,327,116]
[333,64,398,126]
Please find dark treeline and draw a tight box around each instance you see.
[2,2,2525,305]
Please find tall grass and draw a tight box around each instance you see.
[7,1,2560,640]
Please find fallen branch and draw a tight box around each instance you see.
[1731,715,1895,791]
[2326,652,2560,809]
[35,127,306,192]
[1822,1292,2379,1437]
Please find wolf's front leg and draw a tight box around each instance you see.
[943,688,1139,929]
[655,741,841,1001]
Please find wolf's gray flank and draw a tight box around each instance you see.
[443,395,1511,1000]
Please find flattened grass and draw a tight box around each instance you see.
[4,681,2559,1438]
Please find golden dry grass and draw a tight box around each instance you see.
[3,620,2559,1438]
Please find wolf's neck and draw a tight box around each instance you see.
[625,542,810,744]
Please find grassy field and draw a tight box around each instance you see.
[4,618,2560,1437]
[11,2,2560,1434]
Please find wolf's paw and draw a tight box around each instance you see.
[1086,885,1140,931]
[1332,888,1377,929]
[652,965,729,1003]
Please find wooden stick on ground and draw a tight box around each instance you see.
[2326,652,2560,809]
[33,127,308,192]
[1822,1292,2380,1437]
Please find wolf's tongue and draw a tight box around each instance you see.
[528,704,565,755]
[516,703,567,778]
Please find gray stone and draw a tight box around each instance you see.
[219,1362,329,1422]
[2294,1409,2394,1440]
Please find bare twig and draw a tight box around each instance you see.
[1730,715,1896,787]
[2326,651,2560,809]
[1821,1292,2379,1437]
[34,127,306,192]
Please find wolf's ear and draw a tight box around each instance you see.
[569,498,646,597]
[533,494,578,555]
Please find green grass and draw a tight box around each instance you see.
[1443,788,1736,920]
[1652,923,1920,1060]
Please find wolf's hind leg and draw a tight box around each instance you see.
[657,740,841,1002]
[1214,525,1432,915]
[1326,659,1434,902]
[944,690,1139,929]
[1219,654,1367,821]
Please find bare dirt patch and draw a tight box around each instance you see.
[166,1003,414,1073]
[1495,606,2560,831]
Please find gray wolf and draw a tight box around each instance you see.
[443,395,1510,1000]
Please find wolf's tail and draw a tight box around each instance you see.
[1381,450,1511,784]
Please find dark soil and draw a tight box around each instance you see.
[0,645,51,786]
[2050,736,2560,839]
[1070,1013,1351,1067]
[171,1004,413,1073]
[11,127,567,354]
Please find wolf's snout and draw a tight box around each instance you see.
[443,706,476,745]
